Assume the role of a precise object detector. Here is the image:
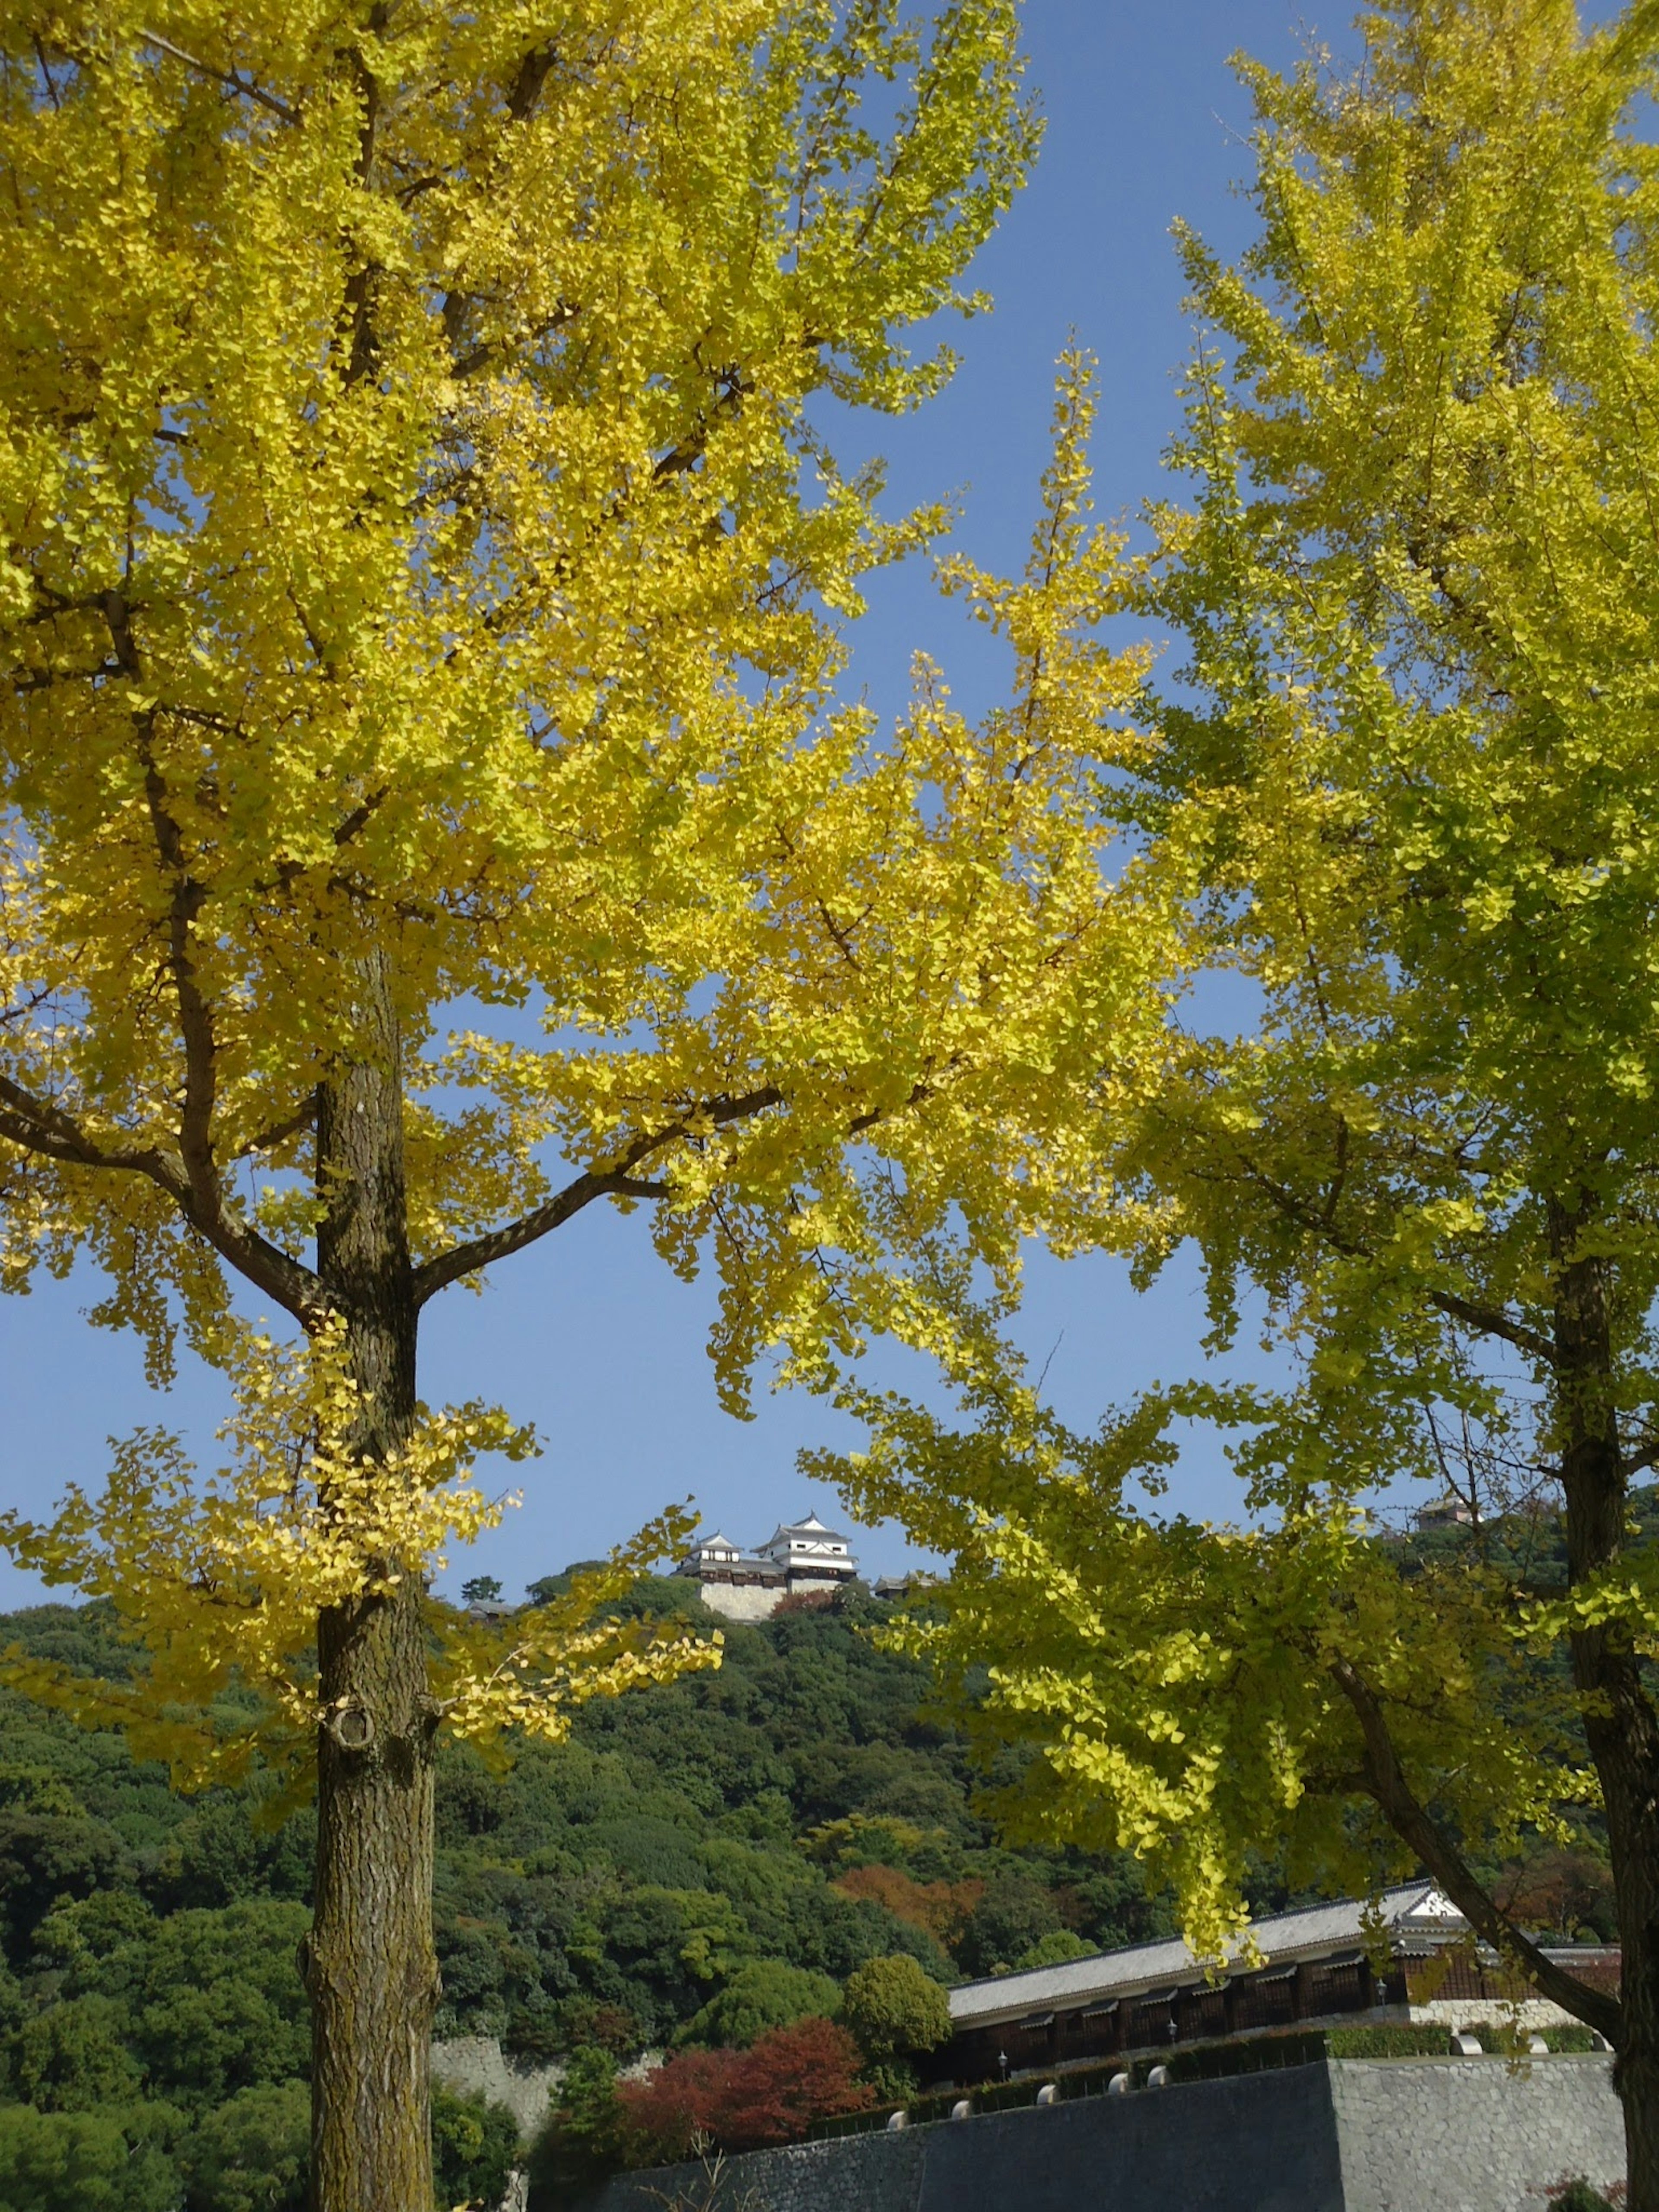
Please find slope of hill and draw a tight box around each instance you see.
[0,1526,1622,2212]
[0,1578,1185,2211]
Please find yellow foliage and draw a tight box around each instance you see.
[817,3,1659,1995]
[0,1319,718,1786]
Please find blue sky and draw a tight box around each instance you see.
[0,0,1326,1606]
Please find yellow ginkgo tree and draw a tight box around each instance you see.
[0,1,1174,2200]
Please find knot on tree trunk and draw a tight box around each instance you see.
[324,1700,376,1752]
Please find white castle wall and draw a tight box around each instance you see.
[697,1579,790,1623]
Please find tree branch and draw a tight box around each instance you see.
[1227,1142,1554,1366]
[234,1097,319,1160]
[412,1088,783,1304]
[139,29,300,126]
[1425,1288,1553,1368]
[0,1075,322,1321]
[1328,1655,1622,2043]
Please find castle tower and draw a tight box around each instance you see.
[676,1509,858,1620]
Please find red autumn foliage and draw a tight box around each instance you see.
[1499,1847,1618,1942]
[617,2016,873,2162]
[831,1862,985,1949]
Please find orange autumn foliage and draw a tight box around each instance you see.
[830,1864,985,1950]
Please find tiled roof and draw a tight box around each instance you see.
[676,1547,775,1573]
[765,1516,852,1546]
[948,1882,1462,2030]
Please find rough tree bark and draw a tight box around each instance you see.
[1549,1195,1659,2211]
[305,950,438,2212]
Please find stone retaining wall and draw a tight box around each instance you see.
[581,2053,1625,2212]
[588,2062,1343,2212]
[1331,2056,1623,2212]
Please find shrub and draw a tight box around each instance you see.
[1547,2180,1625,2212]
[526,2047,632,2206]
[1326,2024,1459,2059]
[841,1955,952,2062]
[617,2017,872,2161]
[858,2057,919,2106]
[431,2085,520,2212]
[674,1962,842,2050]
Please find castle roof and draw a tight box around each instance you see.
[947,1882,1464,2033]
[763,1510,851,1547]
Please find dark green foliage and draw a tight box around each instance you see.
[1324,2024,1462,2059]
[11,1996,140,2110]
[954,1873,1063,1977]
[121,1902,311,2109]
[430,2085,520,2212]
[0,1583,1259,2203]
[428,1586,1177,2055]
[1011,1930,1096,1970]
[0,2100,181,2212]
[182,2084,309,2212]
[145,1800,314,1915]
[0,1808,124,1953]
[525,2047,628,2205]
[1548,2182,1621,2212]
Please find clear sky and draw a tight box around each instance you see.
[0,0,1331,1606]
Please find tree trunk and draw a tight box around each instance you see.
[307,950,438,2212]
[1550,1196,1659,2212]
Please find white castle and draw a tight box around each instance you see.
[675,1509,859,1621]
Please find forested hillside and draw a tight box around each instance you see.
[0,1541,1622,2211]
[0,1577,1184,2212]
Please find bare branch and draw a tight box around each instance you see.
[1426,1287,1554,1368]
[139,28,301,127]
[413,1088,783,1304]
[1329,1655,1622,2043]
[1224,1140,1555,1366]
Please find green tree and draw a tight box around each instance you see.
[839,1954,950,2062]
[528,2047,629,2204]
[0,2102,180,2212]
[124,1901,312,2108]
[184,2084,310,2212]
[674,1961,842,2050]
[833,0,1659,2200]
[1011,1930,1094,1972]
[955,1875,1062,1979]
[10,1996,141,2112]
[429,2086,519,2212]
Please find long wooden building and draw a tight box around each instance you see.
[930,1881,1620,2088]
